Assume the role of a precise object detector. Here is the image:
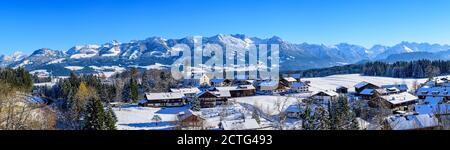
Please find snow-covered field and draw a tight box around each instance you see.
[304,74,444,93]
[232,96,300,116]
[64,66,85,71]
[113,105,190,130]
[113,74,450,130]
[113,102,274,130]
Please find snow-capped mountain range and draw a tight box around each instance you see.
[1,34,450,76]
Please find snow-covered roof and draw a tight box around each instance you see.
[196,91,218,97]
[259,80,278,87]
[170,87,201,94]
[215,85,255,92]
[197,90,231,98]
[283,77,297,82]
[386,114,439,130]
[210,79,225,83]
[424,97,444,105]
[217,91,231,97]
[359,89,375,95]
[416,87,450,97]
[312,91,338,97]
[178,109,204,121]
[415,104,450,115]
[221,119,261,130]
[382,84,408,91]
[354,81,370,89]
[291,82,307,88]
[381,92,418,105]
[145,92,185,100]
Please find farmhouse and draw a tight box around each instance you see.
[177,110,205,130]
[336,86,348,94]
[415,104,450,115]
[311,91,339,104]
[354,81,380,94]
[290,82,310,93]
[141,92,186,107]
[214,85,256,97]
[416,87,450,100]
[281,77,298,87]
[379,92,418,111]
[196,91,228,108]
[170,87,201,99]
[384,113,440,130]
[382,84,408,93]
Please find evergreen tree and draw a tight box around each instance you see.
[104,106,118,130]
[191,97,201,111]
[152,115,162,126]
[83,96,106,130]
[313,106,331,130]
[301,104,315,130]
[129,77,139,102]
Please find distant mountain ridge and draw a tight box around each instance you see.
[1,34,449,76]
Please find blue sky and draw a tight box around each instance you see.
[1,0,450,55]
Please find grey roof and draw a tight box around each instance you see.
[424,97,444,105]
[415,104,450,115]
[386,114,439,130]
[354,81,370,89]
[360,89,375,95]
[382,84,408,91]
[416,87,450,97]
[380,92,418,105]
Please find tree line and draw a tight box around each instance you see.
[288,60,450,78]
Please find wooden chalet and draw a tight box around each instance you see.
[336,86,348,94]
[214,85,256,97]
[177,110,205,130]
[210,78,232,87]
[141,92,186,107]
[354,81,380,94]
[311,91,339,104]
[197,91,229,108]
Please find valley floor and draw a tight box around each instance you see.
[113,74,450,130]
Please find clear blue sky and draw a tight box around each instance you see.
[1,0,450,55]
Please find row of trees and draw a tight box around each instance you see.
[0,68,56,130]
[55,73,117,130]
[362,60,449,78]
[289,60,450,78]
[0,67,33,92]
[301,96,360,130]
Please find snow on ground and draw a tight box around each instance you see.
[33,82,56,87]
[47,58,66,64]
[90,66,126,78]
[232,96,300,116]
[135,63,170,70]
[113,105,190,130]
[304,74,442,93]
[113,102,274,130]
[64,66,85,71]
[70,53,97,59]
